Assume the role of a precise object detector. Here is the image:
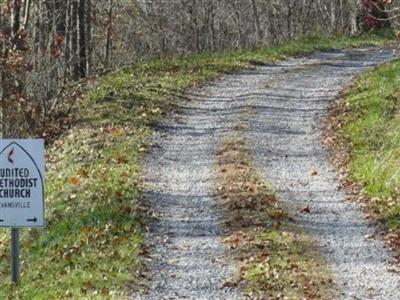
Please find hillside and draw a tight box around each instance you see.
[1,0,400,299]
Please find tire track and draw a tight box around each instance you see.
[136,69,277,300]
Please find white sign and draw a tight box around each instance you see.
[0,140,45,227]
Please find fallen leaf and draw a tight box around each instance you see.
[108,127,122,137]
[68,176,81,186]
[81,226,91,235]
[300,205,311,214]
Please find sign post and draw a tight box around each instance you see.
[11,228,19,283]
[0,139,45,284]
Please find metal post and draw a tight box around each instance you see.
[11,228,20,284]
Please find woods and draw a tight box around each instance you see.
[1,1,400,298]
[0,0,396,139]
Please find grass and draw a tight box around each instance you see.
[334,57,400,232]
[0,30,393,299]
[216,138,334,299]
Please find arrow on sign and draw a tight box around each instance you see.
[27,217,38,223]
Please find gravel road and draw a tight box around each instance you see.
[135,47,400,299]
[136,71,270,300]
[248,48,400,299]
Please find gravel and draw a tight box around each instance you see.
[135,71,270,300]
[135,47,400,300]
[248,48,400,299]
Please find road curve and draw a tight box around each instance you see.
[248,48,400,299]
[135,47,400,299]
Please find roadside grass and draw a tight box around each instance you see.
[216,137,335,299]
[330,58,400,233]
[0,30,393,299]
[0,127,148,299]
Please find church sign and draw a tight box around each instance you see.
[0,140,45,228]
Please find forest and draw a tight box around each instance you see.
[0,0,392,138]
[1,0,400,299]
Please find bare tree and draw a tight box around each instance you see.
[0,0,376,138]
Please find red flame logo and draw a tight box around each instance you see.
[7,148,14,164]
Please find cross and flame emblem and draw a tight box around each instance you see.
[7,148,14,164]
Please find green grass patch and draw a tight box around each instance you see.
[339,58,400,231]
[0,30,393,299]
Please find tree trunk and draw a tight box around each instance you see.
[105,0,113,68]
[22,0,31,30]
[287,2,293,39]
[86,0,92,75]
[12,0,21,49]
[251,0,263,43]
[71,0,79,80]
[78,0,87,78]
[65,0,71,78]
[191,0,200,52]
